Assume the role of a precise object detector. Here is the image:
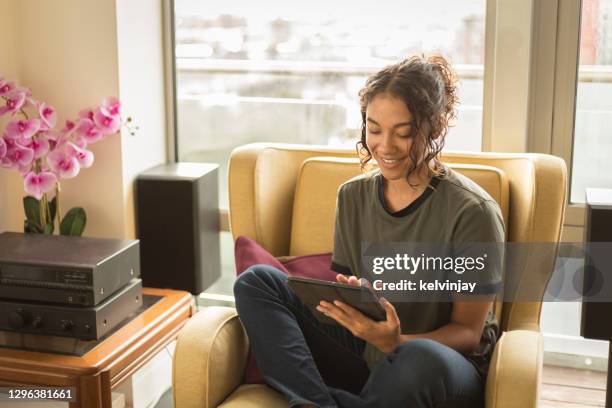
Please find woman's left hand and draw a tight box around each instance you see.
[317,297,402,354]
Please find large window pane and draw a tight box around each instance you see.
[174,0,487,297]
[571,0,612,203]
[174,0,487,208]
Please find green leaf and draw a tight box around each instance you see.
[24,219,43,234]
[49,197,57,223]
[60,207,87,236]
[23,196,41,226]
[43,222,54,234]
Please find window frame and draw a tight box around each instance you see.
[551,0,584,238]
[163,0,610,360]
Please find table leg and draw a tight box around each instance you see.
[78,375,104,408]
[100,370,112,408]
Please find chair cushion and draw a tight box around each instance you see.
[290,159,509,256]
[290,157,362,256]
[217,384,287,408]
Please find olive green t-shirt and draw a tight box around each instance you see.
[330,167,505,380]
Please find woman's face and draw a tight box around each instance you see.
[365,92,415,182]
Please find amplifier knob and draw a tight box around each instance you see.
[61,320,74,331]
[32,316,43,328]
[8,309,31,329]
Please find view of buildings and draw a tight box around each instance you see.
[173,0,487,209]
[173,0,612,206]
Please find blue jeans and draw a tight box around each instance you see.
[234,265,484,408]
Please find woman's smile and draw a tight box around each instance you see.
[378,156,406,169]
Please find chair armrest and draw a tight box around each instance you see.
[485,330,543,408]
[173,306,249,408]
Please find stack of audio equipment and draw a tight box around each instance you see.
[0,232,142,340]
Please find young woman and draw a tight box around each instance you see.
[234,55,505,408]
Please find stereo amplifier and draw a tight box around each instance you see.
[0,278,143,340]
[0,232,140,306]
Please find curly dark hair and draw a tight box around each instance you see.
[356,54,458,182]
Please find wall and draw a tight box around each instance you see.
[116,0,168,239]
[0,0,21,233]
[0,0,167,239]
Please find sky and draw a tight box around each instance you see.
[175,0,485,29]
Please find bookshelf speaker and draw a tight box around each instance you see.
[580,188,612,340]
[135,163,221,294]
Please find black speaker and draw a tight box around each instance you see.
[135,163,221,294]
[580,188,612,341]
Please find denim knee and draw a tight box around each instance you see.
[233,265,287,305]
[378,339,482,407]
[389,339,452,382]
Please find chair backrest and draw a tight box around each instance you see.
[229,143,567,332]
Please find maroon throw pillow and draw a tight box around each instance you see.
[234,235,289,276]
[234,235,336,384]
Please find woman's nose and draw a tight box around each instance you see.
[380,133,396,152]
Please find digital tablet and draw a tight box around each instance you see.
[287,276,386,325]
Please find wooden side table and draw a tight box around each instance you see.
[0,288,195,407]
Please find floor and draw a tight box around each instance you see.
[154,388,173,408]
[541,365,608,407]
[154,365,607,408]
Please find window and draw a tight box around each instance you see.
[173,0,487,208]
[571,0,612,203]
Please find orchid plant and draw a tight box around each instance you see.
[0,75,130,236]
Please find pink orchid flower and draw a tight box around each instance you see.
[62,120,76,132]
[0,137,6,159]
[73,135,88,149]
[47,148,80,179]
[0,80,16,96]
[78,108,95,120]
[75,118,103,143]
[24,137,50,159]
[2,135,17,149]
[66,142,94,168]
[0,91,26,116]
[24,171,57,200]
[38,102,57,129]
[101,97,121,117]
[5,119,41,140]
[93,108,121,135]
[1,146,35,169]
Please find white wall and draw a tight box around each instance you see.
[0,0,167,239]
[116,0,168,239]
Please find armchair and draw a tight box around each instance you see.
[173,143,567,408]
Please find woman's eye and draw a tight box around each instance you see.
[368,129,381,135]
[396,133,411,139]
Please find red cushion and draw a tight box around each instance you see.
[234,235,289,276]
[234,235,336,384]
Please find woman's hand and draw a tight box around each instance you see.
[317,275,402,354]
[335,273,361,286]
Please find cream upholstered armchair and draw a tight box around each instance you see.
[173,143,567,408]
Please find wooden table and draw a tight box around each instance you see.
[0,288,195,407]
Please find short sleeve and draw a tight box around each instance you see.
[331,186,353,275]
[450,200,506,295]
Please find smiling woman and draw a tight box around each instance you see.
[233,54,505,408]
